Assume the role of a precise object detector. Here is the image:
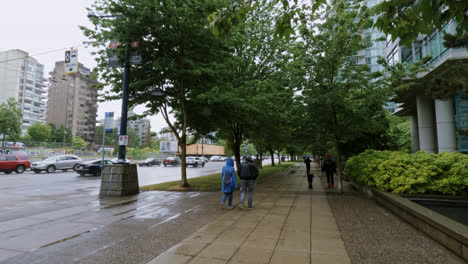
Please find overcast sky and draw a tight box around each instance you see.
[0,0,169,133]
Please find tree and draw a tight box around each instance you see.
[143,125,152,148]
[0,98,22,148]
[83,0,231,187]
[72,136,88,149]
[27,122,52,143]
[293,0,391,192]
[48,124,72,144]
[373,0,468,47]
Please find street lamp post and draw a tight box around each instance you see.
[117,45,130,163]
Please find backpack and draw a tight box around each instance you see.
[223,168,231,184]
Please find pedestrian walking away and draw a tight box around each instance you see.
[304,155,313,189]
[221,158,237,209]
[322,153,336,188]
[239,155,259,209]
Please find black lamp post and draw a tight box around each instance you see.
[117,44,130,163]
[88,12,130,163]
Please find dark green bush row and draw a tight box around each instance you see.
[345,150,468,195]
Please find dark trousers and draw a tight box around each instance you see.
[327,173,334,185]
[306,164,311,176]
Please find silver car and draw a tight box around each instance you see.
[31,155,83,173]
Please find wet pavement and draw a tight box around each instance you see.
[0,160,275,263]
[145,163,351,264]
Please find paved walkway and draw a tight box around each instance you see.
[146,164,350,264]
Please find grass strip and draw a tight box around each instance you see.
[140,161,297,192]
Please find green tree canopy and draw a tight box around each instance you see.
[0,98,22,147]
[83,0,231,187]
[72,136,88,149]
[27,122,52,143]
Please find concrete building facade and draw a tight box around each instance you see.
[0,49,47,135]
[389,20,468,153]
[128,111,151,147]
[47,61,98,143]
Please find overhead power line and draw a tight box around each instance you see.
[0,44,85,64]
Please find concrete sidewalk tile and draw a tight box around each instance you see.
[249,228,281,240]
[269,249,310,264]
[30,206,91,220]
[228,247,272,264]
[0,217,49,234]
[243,238,277,250]
[0,248,23,262]
[187,256,227,264]
[198,243,239,260]
[167,241,208,256]
[184,231,219,243]
[311,253,351,264]
[311,239,348,256]
[146,252,192,264]
[311,230,342,240]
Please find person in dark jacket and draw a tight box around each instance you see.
[221,158,237,209]
[239,155,259,209]
[321,154,337,188]
[304,156,313,189]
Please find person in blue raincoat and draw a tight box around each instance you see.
[221,158,237,209]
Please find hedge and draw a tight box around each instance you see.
[344,150,468,195]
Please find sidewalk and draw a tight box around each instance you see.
[146,164,351,264]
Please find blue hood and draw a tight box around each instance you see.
[226,158,234,167]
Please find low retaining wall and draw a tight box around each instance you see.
[350,182,468,261]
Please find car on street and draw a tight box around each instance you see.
[201,156,209,163]
[163,157,181,166]
[0,155,30,174]
[210,156,221,161]
[31,155,82,173]
[110,158,131,163]
[75,159,113,176]
[185,156,205,167]
[139,158,161,167]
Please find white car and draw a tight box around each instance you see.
[31,155,83,173]
[210,156,220,161]
[186,156,205,167]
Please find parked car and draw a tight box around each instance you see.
[210,156,221,161]
[75,159,113,176]
[219,156,227,161]
[201,156,209,163]
[139,158,161,167]
[186,156,205,167]
[110,158,130,164]
[0,155,30,174]
[163,157,181,166]
[31,155,82,173]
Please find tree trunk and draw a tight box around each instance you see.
[269,148,275,166]
[277,150,281,165]
[231,122,243,174]
[335,141,343,194]
[180,133,189,187]
[258,145,263,169]
[2,135,5,149]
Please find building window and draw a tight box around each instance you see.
[401,46,413,64]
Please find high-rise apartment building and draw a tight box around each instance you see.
[0,49,47,135]
[113,111,151,147]
[353,0,386,73]
[47,61,98,143]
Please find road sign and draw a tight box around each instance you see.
[119,135,128,146]
[104,112,114,134]
[64,49,78,74]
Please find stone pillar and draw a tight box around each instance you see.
[417,95,436,153]
[100,164,139,197]
[410,114,420,153]
[435,98,457,152]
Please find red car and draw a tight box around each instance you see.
[0,155,31,174]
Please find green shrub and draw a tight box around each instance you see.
[345,150,468,195]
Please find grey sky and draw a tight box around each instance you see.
[0,0,169,133]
